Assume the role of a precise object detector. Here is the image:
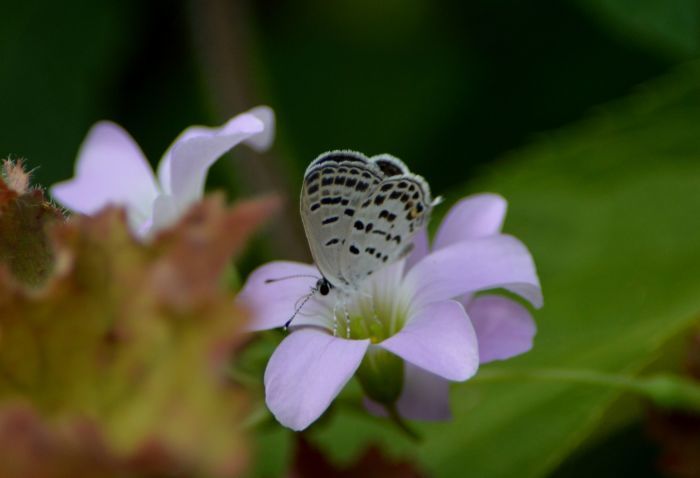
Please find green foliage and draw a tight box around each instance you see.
[300,61,700,477]
[578,0,700,57]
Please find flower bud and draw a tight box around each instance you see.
[356,347,404,405]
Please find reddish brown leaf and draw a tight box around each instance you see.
[289,435,426,478]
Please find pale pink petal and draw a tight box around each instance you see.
[396,363,451,420]
[363,362,451,421]
[434,193,507,250]
[237,261,322,331]
[467,295,536,363]
[264,328,370,431]
[405,228,429,272]
[157,107,273,208]
[244,105,276,151]
[149,195,180,234]
[405,235,542,310]
[378,300,478,381]
[50,121,159,230]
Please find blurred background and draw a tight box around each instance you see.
[3,1,700,476]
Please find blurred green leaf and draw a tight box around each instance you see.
[303,61,700,477]
[576,0,700,57]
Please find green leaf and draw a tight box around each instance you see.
[306,61,700,477]
[576,0,700,57]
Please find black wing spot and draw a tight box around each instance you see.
[365,223,373,232]
[322,176,334,186]
[308,184,319,194]
[387,213,396,222]
[382,255,388,262]
[357,181,369,192]
[362,171,372,179]
[374,195,386,206]
[346,178,357,188]
[310,203,321,212]
[354,220,364,230]
[306,172,320,183]
[401,193,410,202]
[397,181,408,189]
[379,210,389,219]
[394,235,401,244]
[321,197,342,205]
[341,198,350,206]
[361,199,371,208]
[375,159,403,177]
[322,216,339,225]
[325,238,340,246]
[315,153,367,167]
[412,192,420,199]
[416,203,424,212]
[344,208,355,217]
[349,245,360,255]
[375,252,382,258]
[334,176,346,185]
[390,191,401,200]
[381,183,393,192]
[372,230,386,236]
[365,247,376,254]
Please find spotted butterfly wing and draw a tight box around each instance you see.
[340,155,433,286]
[300,150,433,292]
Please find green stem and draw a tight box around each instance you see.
[474,368,700,412]
[386,404,421,442]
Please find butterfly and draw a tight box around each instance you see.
[300,150,436,300]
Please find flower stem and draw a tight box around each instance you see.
[385,404,422,442]
[474,368,700,412]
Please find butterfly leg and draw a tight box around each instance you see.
[332,302,338,337]
[343,301,351,338]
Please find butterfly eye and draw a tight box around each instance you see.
[319,280,331,296]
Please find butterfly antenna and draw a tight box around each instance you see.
[265,274,319,284]
[284,289,317,331]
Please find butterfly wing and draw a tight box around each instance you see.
[300,151,382,290]
[339,155,434,286]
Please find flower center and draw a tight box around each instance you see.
[327,289,409,341]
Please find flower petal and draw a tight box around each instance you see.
[405,235,542,310]
[264,328,369,431]
[434,193,507,250]
[244,105,276,151]
[157,107,273,209]
[150,194,180,234]
[397,363,451,420]
[363,365,451,421]
[404,228,429,272]
[467,295,536,363]
[237,261,322,331]
[378,300,478,381]
[50,121,159,230]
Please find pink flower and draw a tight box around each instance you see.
[50,106,274,237]
[238,193,542,431]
